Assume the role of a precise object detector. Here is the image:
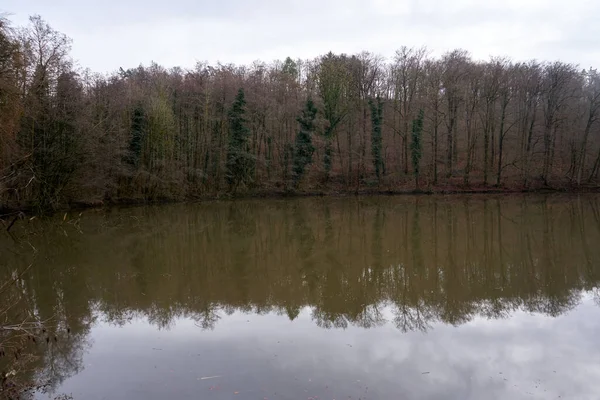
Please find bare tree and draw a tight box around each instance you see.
[2,13,600,212]
[390,46,427,175]
[540,62,578,185]
[441,50,470,179]
[577,69,600,184]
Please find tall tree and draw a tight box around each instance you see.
[441,50,469,179]
[17,15,74,212]
[0,17,22,173]
[495,66,515,186]
[577,69,600,184]
[226,88,253,193]
[317,52,349,178]
[515,61,542,187]
[369,96,384,181]
[351,52,382,183]
[480,59,503,185]
[391,47,426,175]
[463,65,482,185]
[292,98,317,188]
[127,104,146,168]
[411,109,424,189]
[423,60,443,184]
[541,62,577,184]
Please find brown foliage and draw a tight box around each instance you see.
[1,16,600,212]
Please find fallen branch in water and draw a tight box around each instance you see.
[0,263,32,296]
[6,213,20,232]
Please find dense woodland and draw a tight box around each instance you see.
[2,15,600,212]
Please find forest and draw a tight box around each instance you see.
[1,15,600,213]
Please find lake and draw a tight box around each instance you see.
[2,194,600,400]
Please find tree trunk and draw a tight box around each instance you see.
[577,112,594,185]
[347,117,353,188]
[464,112,473,186]
[542,116,553,185]
[361,103,367,182]
[336,128,344,178]
[483,112,490,185]
[588,147,600,182]
[490,116,496,176]
[548,125,558,185]
[446,100,455,179]
[523,108,537,187]
[433,111,438,185]
[496,98,508,186]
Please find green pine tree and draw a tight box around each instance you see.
[369,96,384,181]
[411,109,425,189]
[292,98,318,188]
[128,105,146,167]
[226,88,254,193]
[282,57,298,78]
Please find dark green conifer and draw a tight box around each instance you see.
[369,96,384,181]
[226,88,254,193]
[292,98,318,187]
[411,109,425,189]
[128,105,146,167]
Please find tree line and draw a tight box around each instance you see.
[1,15,600,212]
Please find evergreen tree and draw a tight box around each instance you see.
[127,105,146,167]
[369,96,384,181]
[283,143,294,182]
[226,88,254,193]
[282,56,298,78]
[411,109,425,189]
[292,98,317,188]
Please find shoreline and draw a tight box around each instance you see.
[2,184,600,217]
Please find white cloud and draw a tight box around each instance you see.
[2,0,599,72]
[59,298,600,400]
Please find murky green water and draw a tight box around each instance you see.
[2,195,600,400]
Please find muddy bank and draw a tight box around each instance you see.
[2,182,600,219]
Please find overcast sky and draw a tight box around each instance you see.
[2,0,599,73]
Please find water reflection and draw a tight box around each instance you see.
[2,194,600,399]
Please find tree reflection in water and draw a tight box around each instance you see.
[2,194,600,397]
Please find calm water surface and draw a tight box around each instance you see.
[2,195,600,400]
